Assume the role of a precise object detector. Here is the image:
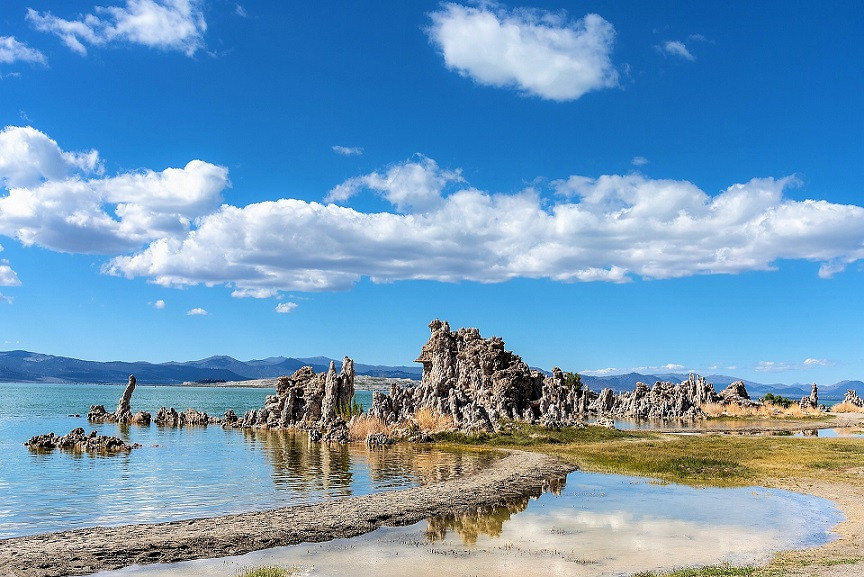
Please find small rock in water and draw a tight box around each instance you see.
[25,427,140,453]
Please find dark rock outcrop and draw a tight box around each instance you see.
[25,428,140,453]
[154,407,215,427]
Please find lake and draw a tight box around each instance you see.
[0,382,491,538]
[0,382,845,577]
[90,470,842,577]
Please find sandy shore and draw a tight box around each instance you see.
[0,451,573,577]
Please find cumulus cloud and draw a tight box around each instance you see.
[658,40,695,61]
[152,299,165,309]
[186,307,207,315]
[0,244,21,287]
[27,0,207,56]
[0,125,228,254]
[4,128,863,298]
[106,159,864,294]
[275,302,298,314]
[326,155,463,213]
[756,358,836,373]
[332,145,363,156]
[631,156,648,166]
[428,2,618,101]
[0,36,47,65]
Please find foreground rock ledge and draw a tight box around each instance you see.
[0,451,573,577]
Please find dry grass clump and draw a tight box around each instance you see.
[831,401,864,413]
[413,407,456,433]
[347,414,393,441]
[700,401,820,418]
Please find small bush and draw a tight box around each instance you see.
[337,396,363,420]
[413,407,455,433]
[762,392,793,408]
[831,401,864,413]
[348,414,392,441]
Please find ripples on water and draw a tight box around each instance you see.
[0,383,496,538]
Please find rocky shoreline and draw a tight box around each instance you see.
[0,450,573,577]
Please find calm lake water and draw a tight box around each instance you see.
[0,382,491,538]
[93,470,843,577]
[0,382,846,577]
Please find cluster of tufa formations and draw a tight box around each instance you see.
[26,319,829,451]
[366,319,790,434]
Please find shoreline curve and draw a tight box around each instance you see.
[0,450,574,577]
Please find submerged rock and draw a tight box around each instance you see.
[25,427,140,453]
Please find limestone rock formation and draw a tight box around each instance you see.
[799,383,819,410]
[368,320,584,432]
[843,389,864,407]
[154,407,215,426]
[369,320,763,433]
[88,374,150,425]
[229,357,356,442]
[25,428,140,453]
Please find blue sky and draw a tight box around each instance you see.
[0,0,861,385]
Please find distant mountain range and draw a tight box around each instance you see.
[579,372,863,400]
[1,349,860,398]
[0,350,422,384]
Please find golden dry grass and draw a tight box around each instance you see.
[831,401,864,413]
[700,401,820,418]
[347,415,393,441]
[413,407,456,433]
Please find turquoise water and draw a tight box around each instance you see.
[95,470,843,577]
[0,383,487,538]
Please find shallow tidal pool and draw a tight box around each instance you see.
[89,470,842,577]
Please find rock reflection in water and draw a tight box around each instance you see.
[92,471,842,577]
[425,476,566,544]
[242,429,500,496]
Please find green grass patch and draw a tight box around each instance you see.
[432,421,636,446]
[236,567,297,577]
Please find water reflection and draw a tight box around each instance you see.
[425,498,531,543]
[92,471,843,577]
[243,428,501,497]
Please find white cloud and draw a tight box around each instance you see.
[106,161,864,294]
[0,293,12,304]
[0,36,47,65]
[428,3,618,101]
[631,156,648,166]
[4,129,863,298]
[581,364,689,377]
[332,145,364,156]
[186,307,207,315]
[0,244,21,287]
[0,125,228,254]
[326,155,462,213]
[152,299,165,309]
[275,301,298,314]
[756,358,835,373]
[234,4,247,18]
[658,40,695,61]
[27,0,207,57]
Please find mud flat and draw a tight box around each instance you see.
[0,451,573,577]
